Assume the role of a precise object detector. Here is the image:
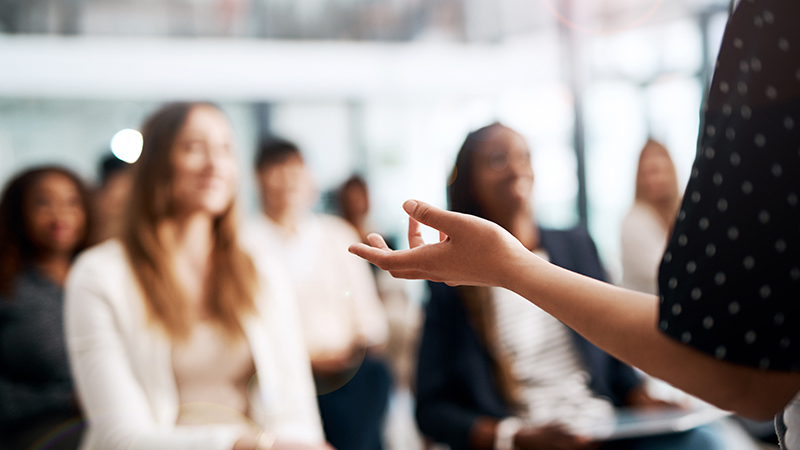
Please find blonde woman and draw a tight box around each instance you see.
[620,140,681,295]
[65,103,329,450]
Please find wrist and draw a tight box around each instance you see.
[494,417,522,450]
[501,248,541,293]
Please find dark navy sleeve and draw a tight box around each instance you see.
[415,282,490,450]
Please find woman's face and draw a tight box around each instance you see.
[25,172,87,255]
[170,105,238,217]
[639,151,674,203]
[471,128,534,216]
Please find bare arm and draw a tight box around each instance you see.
[349,200,800,419]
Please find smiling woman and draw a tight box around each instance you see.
[64,102,330,450]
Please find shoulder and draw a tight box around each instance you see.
[315,213,348,227]
[66,239,136,306]
[540,226,596,250]
[64,240,142,322]
[70,239,129,280]
[622,204,661,230]
[540,226,607,281]
[250,252,295,310]
[0,270,61,311]
[240,215,277,247]
[623,203,650,223]
[314,215,366,260]
[316,214,360,240]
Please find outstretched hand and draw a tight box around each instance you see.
[348,200,530,288]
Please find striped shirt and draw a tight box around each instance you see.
[492,268,614,436]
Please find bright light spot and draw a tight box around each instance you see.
[110,129,143,163]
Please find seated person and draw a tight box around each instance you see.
[243,139,391,450]
[416,123,724,450]
[90,154,133,244]
[65,103,328,450]
[0,166,91,450]
[621,139,681,296]
[337,175,421,391]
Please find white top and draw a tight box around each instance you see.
[621,204,705,405]
[172,321,256,427]
[620,203,669,295]
[786,392,800,450]
[242,213,388,360]
[492,285,614,437]
[64,240,325,450]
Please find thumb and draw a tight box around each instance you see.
[403,200,461,236]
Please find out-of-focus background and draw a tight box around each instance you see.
[8,2,784,449]
[0,0,729,280]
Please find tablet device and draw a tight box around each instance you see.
[581,406,730,441]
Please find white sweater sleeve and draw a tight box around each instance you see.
[64,247,244,450]
[252,259,326,443]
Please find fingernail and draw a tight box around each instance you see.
[403,199,418,214]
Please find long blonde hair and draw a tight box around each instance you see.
[122,102,257,341]
[634,139,681,229]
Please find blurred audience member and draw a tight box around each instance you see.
[90,154,132,244]
[244,139,390,450]
[337,175,421,390]
[0,166,91,450]
[416,123,723,450]
[621,141,776,446]
[338,175,371,244]
[64,103,327,450]
[620,141,688,405]
[620,140,681,295]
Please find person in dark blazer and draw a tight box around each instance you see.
[0,167,92,450]
[415,124,724,450]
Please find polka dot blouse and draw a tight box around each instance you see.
[658,0,800,372]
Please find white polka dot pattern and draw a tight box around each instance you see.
[658,0,800,372]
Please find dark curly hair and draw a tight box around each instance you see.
[0,166,92,296]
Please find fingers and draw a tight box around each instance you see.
[348,243,389,267]
[366,233,390,250]
[348,244,418,273]
[403,199,461,236]
[408,217,425,249]
[390,269,464,285]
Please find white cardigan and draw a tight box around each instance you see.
[64,240,325,450]
[620,203,669,295]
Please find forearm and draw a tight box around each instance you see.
[504,252,800,419]
[351,200,800,417]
